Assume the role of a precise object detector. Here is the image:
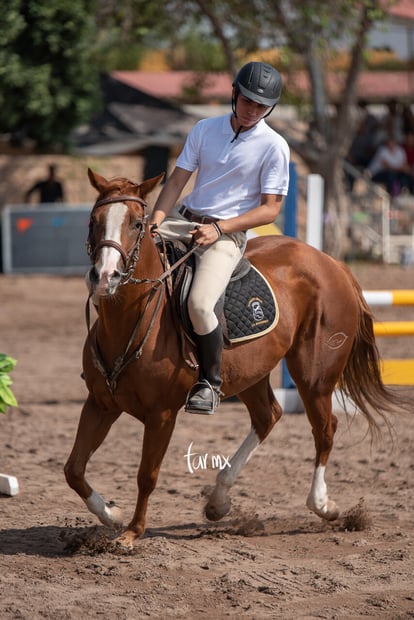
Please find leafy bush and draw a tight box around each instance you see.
[0,354,18,413]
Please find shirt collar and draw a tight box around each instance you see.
[223,114,265,141]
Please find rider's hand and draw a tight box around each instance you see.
[189,223,222,246]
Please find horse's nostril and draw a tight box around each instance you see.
[89,266,99,283]
[112,270,122,282]
[106,270,122,295]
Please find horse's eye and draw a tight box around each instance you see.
[135,221,142,229]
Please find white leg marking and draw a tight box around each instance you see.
[306,465,339,521]
[306,464,339,520]
[219,426,260,488]
[307,465,328,513]
[205,427,260,521]
[84,489,123,528]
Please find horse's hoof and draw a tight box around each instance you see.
[323,499,340,521]
[204,496,231,522]
[113,530,137,551]
[307,496,339,521]
[103,502,123,529]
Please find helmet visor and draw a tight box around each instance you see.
[236,82,278,107]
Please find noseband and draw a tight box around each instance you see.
[87,194,149,278]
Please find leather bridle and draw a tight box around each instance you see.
[85,192,199,393]
[86,194,149,279]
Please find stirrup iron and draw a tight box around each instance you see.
[185,380,220,415]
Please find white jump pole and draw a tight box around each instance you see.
[0,474,19,496]
[306,174,324,251]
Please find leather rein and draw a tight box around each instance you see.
[86,193,198,394]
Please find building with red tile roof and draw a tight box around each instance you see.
[113,69,414,104]
[113,2,414,105]
[388,0,414,22]
[112,71,233,104]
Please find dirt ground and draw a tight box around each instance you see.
[0,263,413,619]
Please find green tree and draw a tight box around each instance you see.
[0,0,100,149]
[256,0,387,257]
[91,0,235,72]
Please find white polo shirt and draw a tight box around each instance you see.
[176,113,290,220]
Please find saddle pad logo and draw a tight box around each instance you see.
[248,297,266,325]
[224,265,279,343]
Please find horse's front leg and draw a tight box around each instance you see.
[64,394,122,528]
[114,414,176,549]
[301,392,340,521]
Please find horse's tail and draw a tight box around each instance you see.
[338,269,411,441]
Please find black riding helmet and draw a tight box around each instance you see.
[232,62,282,114]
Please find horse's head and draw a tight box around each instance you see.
[86,168,164,298]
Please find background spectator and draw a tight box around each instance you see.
[345,100,380,191]
[368,133,414,196]
[24,164,65,204]
[403,131,414,171]
[401,103,414,137]
[377,98,405,145]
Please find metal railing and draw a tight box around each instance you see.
[343,160,393,262]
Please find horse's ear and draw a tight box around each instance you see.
[139,173,165,198]
[88,168,109,193]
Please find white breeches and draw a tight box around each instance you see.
[158,208,245,335]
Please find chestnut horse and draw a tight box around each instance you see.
[65,169,406,549]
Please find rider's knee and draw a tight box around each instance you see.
[188,298,211,326]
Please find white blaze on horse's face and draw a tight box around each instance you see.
[95,202,128,295]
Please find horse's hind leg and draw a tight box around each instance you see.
[298,388,340,521]
[205,376,281,522]
[64,394,122,528]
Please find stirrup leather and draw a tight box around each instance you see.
[185,380,221,415]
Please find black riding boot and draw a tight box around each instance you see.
[185,325,223,415]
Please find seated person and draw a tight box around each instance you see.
[345,100,380,191]
[368,134,414,196]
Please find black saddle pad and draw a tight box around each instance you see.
[158,241,279,345]
[222,265,279,343]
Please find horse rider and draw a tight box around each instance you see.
[150,61,290,415]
